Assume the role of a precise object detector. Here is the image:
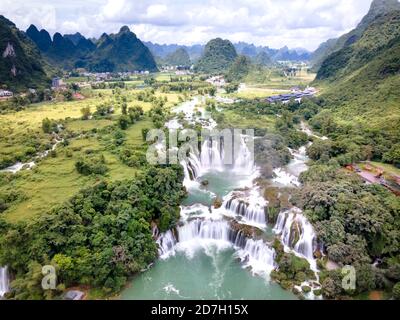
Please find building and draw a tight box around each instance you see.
[0,89,13,99]
[206,76,226,87]
[266,87,317,104]
[63,290,85,300]
[52,77,64,88]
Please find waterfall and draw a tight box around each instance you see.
[232,135,255,174]
[178,219,231,244]
[157,231,178,259]
[200,139,224,172]
[236,239,276,277]
[181,134,255,184]
[220,188,267,228]
[273,208,318,271]
[0,266,10,298]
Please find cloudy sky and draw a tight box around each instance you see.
[0,0,376,50]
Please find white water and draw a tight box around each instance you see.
[157,230,178,259]
[157,218,276,277]
[300,121,328,141]
[218,188,267,228]
[0,266,10,298]
[236,239,276,277]
[1,136,63,174]
[273,208,318,272]
[156,98,319,295]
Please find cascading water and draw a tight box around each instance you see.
[178,219,230,245]
[157,230,178,259]
[219,188,267,228]
[273,208,317,271]
[236,239,276,277]
[0,266,10,298]
[181,134,256,185]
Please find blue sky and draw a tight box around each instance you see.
[0,0,376,50]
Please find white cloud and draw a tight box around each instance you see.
[0,0,376,50]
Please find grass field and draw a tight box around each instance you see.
[218,108,276,131]
[233,86,290,99]
[0,87,166,223]
[1,116,152,223]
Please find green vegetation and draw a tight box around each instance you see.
[0,15,50,91]
[311,0,400,70]
[162,48,191,66]
[271,239,315,292]
[0,166,185,299]
[195,38,238,73]
[226,55,252,82]
[26,24,158,72]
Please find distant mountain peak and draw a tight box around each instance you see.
[119,26,131,33]
[27,24,39,33]
[360,0,400,26]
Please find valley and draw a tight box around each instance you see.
[0,0,399,303]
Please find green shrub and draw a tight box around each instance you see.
[75,155,107,176]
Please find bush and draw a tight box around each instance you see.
[118,115,130,130]
[75,155,108,176]
[42,118,57,134]
[393,282,400,300]
[80,107,91,120]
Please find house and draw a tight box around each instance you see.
[52,77,64,88]
[0,89,13,98]
[63,290,85,300]
[73,93,85,100]
[266,87,317,104]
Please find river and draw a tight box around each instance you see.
[121,96,320,300]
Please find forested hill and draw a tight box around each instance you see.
[162,48,191,66]
[314,9,400,134]
[0,16,49,91]
[195,38,238,73]
[311,0,400,70]
[308,9,400,170]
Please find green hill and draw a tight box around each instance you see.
[253,51,273,66]
[195,38,237,73]
[0,16,49,91]
[311,0,400,70]
[86,26,158,72]
[226,55,252,81]
[312,10,400,163]
[163,48,191,66]
[27,25,158,72]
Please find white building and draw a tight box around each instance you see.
[0,89,13,98]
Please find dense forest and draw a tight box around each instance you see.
[0,166,186,299]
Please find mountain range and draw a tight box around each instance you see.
[26,25,158,72]
[145,41,311,63]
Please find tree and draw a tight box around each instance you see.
[118,115,130,130]
[393,282,400,300]
[42,118,55,133]
[80,107,91,120]
[121,102,127,115]
[383,144,400,167]
[208,87,216,97]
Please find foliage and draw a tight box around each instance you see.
[0,166,185,298]
[0,16,50,91]
[195,38,238,73]
[226,55,252,82]
[75,154,108,175]
[393,282,400,300]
